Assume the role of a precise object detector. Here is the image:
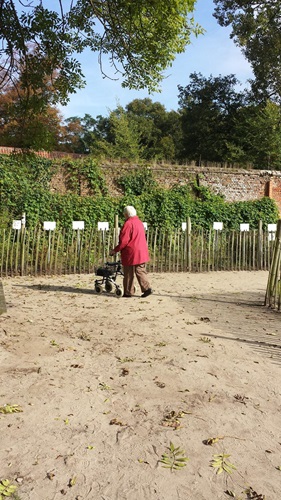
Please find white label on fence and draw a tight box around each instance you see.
[12,220,21,230]
[213,222,223,230]
[72,221,84,230]
[268,233,276,241]
[268,224,277,232]
[44,221,56,231]
[240,223,249,232]
[98,222,109,231]
[182,222,187,231]
[143,222,148,230]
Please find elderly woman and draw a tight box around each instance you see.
[109,206,152,298]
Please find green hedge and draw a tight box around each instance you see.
[0,155,279,230]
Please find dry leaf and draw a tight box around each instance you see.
[109,418,125,426]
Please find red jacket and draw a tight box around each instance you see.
[114,216,150,266]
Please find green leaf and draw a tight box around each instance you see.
[0,404,23,414]
[210,453,237,475]
[160,442,189,471]
[0,480,17,498]
[69,476,77,487]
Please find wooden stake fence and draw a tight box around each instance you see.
[265,220,281,311]
[0,281,6,314]
[0,224,277,278]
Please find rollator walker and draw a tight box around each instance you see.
[94,261,124,298]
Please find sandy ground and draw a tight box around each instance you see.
[0,270,281,500]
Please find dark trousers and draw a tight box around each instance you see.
[123,264,150,296]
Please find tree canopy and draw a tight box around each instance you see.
[0,0,202,109]
[178,73,247,162]
[0,77,63,149]
[213,0,281,102]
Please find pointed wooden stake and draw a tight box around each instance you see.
[0,281,7,315]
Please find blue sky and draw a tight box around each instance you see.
[58,0,253,120]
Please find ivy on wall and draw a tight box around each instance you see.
[0,155,279,230]
[63,158,108,195]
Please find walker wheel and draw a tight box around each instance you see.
[115,287,123,298]
[105,281,113,293]
[95,284,104,294]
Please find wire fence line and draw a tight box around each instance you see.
[0,225,277,278]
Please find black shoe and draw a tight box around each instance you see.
[123,294,132,298]
[141,288,153,298]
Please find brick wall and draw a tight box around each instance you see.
[92,164,281,214]
[269,176,281,212]
[1,146,280,214]
[0,146,84,159]
[195,168,281,213]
